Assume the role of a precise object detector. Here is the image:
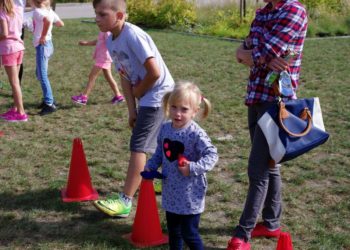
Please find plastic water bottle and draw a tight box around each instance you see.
[278,70,293,97]
[266,71,279,86]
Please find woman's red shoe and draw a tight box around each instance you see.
[226,237,251,250]
[251,222,281,238]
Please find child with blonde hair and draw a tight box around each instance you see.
[71,31,124,105]
[143,82,218,249]
[32,0,63,116]
[0,0,27,122]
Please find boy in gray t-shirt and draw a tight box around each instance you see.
[92,0,175,218]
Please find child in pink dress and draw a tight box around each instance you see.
[0,0,27,122]
[71,31,124,105]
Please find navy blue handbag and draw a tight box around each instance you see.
[258,97,329,164]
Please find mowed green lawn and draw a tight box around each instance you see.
[0,19,349,249]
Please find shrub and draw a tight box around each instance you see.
[126,0,158,27]
[308,12,350,37]
[305,1,350,37]
[53,0,349,39]
[194,4,255,39]
[156,0,196,28]
[127,0,196,29]
[300,0,349,16]
[193,1,350,39]
[55,0,90,2]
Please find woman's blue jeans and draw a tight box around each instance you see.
[36,40,54,105]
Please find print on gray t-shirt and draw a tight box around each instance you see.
[107,22,174,107]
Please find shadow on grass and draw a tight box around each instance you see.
[24,102,77,111]
[201,226,232,236]
[0,188,141,248]
[0,92,12,98]
[0,188,231,249]
[204,247,227,250]
[0,214,133,248]
[0,188,98,212]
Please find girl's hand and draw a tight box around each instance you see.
[178,161,190,177]
[78,40,97,46]
[178,155,188,167]
[78,40,89,46]
[39,36,46,45]
[54,20,64,27]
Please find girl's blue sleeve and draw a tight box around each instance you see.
[144,128,163,171]
[190,129,218,176]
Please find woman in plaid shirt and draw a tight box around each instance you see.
[227,1,308,249]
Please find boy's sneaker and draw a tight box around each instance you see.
[226,237,251,250]
[93,194,131,217]
[4,111,28,122]
[39,103,57,116]
[71,94,88,105]
[0,108,17,119]
[111,95,124,104]
[251,222,281,238]
[154,179,162,194]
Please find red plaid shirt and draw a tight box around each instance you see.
[245,0,308,106]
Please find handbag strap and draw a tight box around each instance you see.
[278,101,313,137]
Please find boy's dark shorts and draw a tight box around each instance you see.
[130,106,164,154]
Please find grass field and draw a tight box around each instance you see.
[0,19,349,249]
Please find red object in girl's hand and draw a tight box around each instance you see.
[178,154,188,167]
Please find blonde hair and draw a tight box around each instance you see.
[32,0,50,8]
[0,0,14,16]
[93,0,126,12]
[162,81,211,120]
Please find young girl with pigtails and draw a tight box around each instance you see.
[143,81,218,250]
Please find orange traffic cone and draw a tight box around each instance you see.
[61,138,99,202]
[276,232,293,250]
[123,179,168,248]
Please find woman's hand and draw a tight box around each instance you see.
[267,57,289,72]
[236,44,254,67]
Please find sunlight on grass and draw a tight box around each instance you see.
[0,19,349,249]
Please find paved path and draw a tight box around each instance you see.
[55,3,95,19]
